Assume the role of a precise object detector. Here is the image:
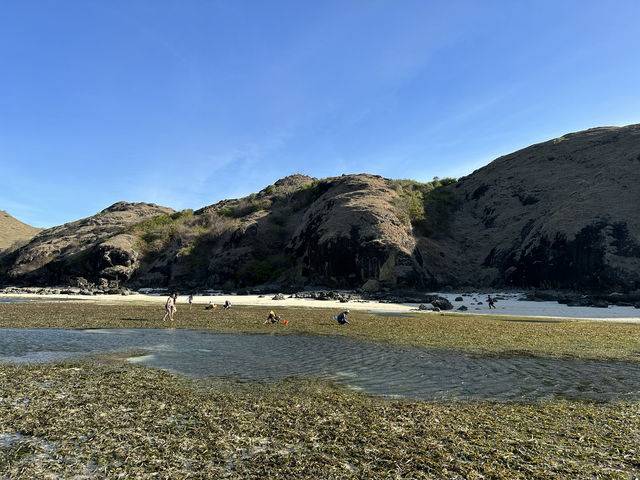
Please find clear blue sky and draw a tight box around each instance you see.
[2,1,639,228]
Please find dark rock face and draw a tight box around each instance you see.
[502,221,640,290]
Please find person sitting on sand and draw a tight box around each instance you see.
[334,309,350,325]
[264,310,281,324]
[162,293,178,321]
[224,300,231,310]
[487,295,496,309]
[205,301,216,310]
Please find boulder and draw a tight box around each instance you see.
[431,298,453,310]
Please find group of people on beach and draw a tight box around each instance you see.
[164,291,497,325]
[162,292,232,321]
[163,292,351,326]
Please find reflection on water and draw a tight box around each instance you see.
[1,328,639,402]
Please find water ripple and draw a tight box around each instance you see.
[1,329,639,402]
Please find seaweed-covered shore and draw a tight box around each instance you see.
[1,360,639,479]
[1,302,639,362]
[1,302,640,478]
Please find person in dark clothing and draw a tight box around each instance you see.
[224,300,231,310]
[334,309,350,325]
[487,295,496,309]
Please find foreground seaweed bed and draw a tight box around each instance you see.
[1,359,639,479]
[1,302,640,362]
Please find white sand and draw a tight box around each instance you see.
[2,290,639,323]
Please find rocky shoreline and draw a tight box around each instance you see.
[521,290,640,309]
[3,281,640,311]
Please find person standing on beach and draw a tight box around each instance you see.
[162,293,178,321]
[188,294,193,310]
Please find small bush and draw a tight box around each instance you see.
[393,177,458,234]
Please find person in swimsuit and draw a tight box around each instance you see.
[162,293,178,321]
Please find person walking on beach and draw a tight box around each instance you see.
[334,309,350,325]
[188,293,193,310]
[487,295,496,309]
[162,292,178,321]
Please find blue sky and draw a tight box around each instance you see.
[2,1,640,228]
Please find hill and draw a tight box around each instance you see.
[432,124,640,291]
[0,211,41,251]
[0,202,174,285]
[1,124,639,293]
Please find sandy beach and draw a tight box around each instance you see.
[2,290,639,323]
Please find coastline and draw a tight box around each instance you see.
[2,290,639,323]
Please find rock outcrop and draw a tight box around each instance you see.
[287,174,428,289]
[0,202,174,285]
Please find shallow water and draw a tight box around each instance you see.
[1,328,639,402]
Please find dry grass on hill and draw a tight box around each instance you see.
[0,210,41,251]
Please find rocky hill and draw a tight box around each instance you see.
[0,211,41,251]
[1,124,639,293]
[0,202,174,285]
[432,124,640,291]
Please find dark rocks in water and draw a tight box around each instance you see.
[457,305,468,311]
[524,291,559,302]
[431,298,453,310]
[418,304,430,310]
[526,290,621,308]
[590,299,609,308]
[564,299,591,307]
[454,296,464,301]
